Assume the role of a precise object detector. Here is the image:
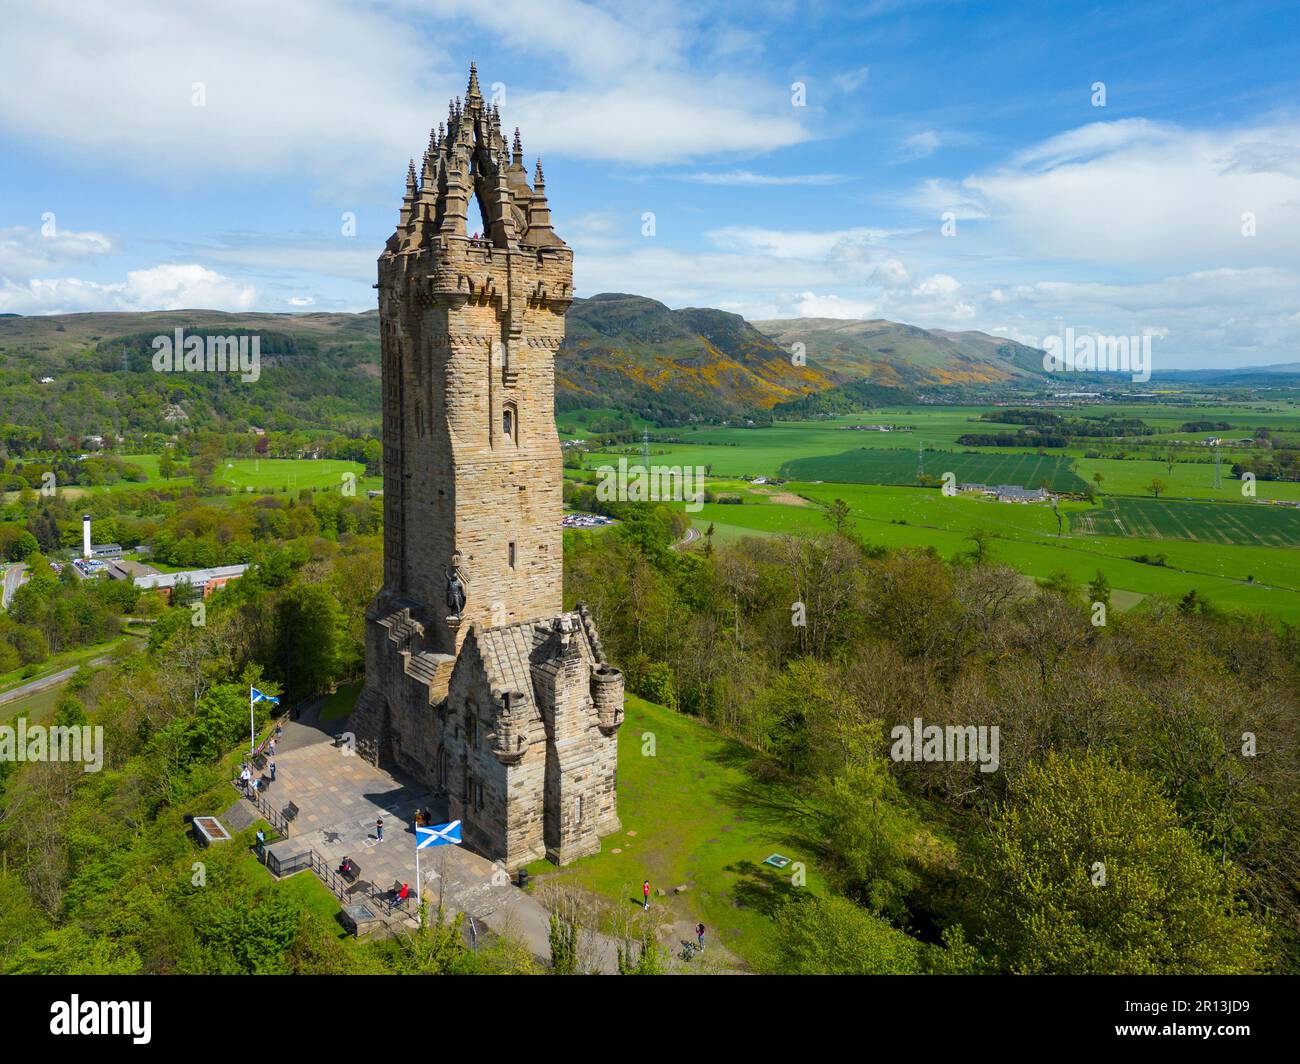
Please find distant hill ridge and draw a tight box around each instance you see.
[0,293,1182,435]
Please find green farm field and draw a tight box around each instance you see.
[1074,455,1300,502]
[780,448,1088,493]
[681,481,1300,623]
[1072,498,1300,547]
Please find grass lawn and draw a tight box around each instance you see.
[0,683,64,725]
[320,680,362,722]
[525,696,826,966]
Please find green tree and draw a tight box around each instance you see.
[1087,569,1111,608]
[973,753,1270,974]
[1037,569,1079,600]
[761,895,922,974]
[275,583,340,698]
[825,497,851,536]
[963,527,995,566]
[548,912,578,974]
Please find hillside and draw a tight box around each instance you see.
[752,317,1046,388]
[560,294,836,421]
[0,297,1059,440]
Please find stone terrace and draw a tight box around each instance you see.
[245,709,622,970]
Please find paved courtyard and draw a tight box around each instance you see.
[247,709,623,971]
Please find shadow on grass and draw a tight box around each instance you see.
[724,860,803,918]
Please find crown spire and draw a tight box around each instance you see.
[534,157,545,190]
[467,61,481,100]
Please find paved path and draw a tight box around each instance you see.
[255,715,625,972]
[2,563,26,609]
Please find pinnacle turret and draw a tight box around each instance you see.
[388,64,568,252]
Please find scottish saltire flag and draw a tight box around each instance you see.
[416,820,462,849]
[250,687,280,705]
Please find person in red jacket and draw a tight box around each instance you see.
[642,879,651,911]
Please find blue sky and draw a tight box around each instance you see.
[1,0,1298,367]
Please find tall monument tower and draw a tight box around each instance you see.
[351,65,623,870]
[378,62,570,654]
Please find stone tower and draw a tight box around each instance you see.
[350,65,623,870]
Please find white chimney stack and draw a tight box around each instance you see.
[83,514,92,559]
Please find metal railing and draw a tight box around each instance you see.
[309,850,407,918]
[232,777,292,836]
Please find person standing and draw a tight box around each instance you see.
[269,760,277,782]
[376,817,384,842]
[642,879,651,911]
[696,922,706,952]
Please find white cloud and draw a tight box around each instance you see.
[906,178,988,220]
[901,130,942,159]
[870,258,910,289]
[832,66,870,93]
[914,273,960,296]
[679,170,847,186]
[0,264,257,314]
[0,225,116,276]
[940,119,1300,267]
[705,225,889,262]
[0,1,812,183]
[791,292,877,318]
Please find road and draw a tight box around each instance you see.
[2,563,26,609]
[0,655,117,706]
[672,526,701,551]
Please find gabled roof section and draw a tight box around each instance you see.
[460,610,601,709]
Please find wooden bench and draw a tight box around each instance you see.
[283,801,299,824]
[339,861,361,887]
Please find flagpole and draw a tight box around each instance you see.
[415,838,422,928]
[249,686,255,754]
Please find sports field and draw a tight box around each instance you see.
[58,455,369,497]
[1072,498,1300,547]
[212,458,365,493]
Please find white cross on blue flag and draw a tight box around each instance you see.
[416,820,462,849]
[251,687,280,705]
